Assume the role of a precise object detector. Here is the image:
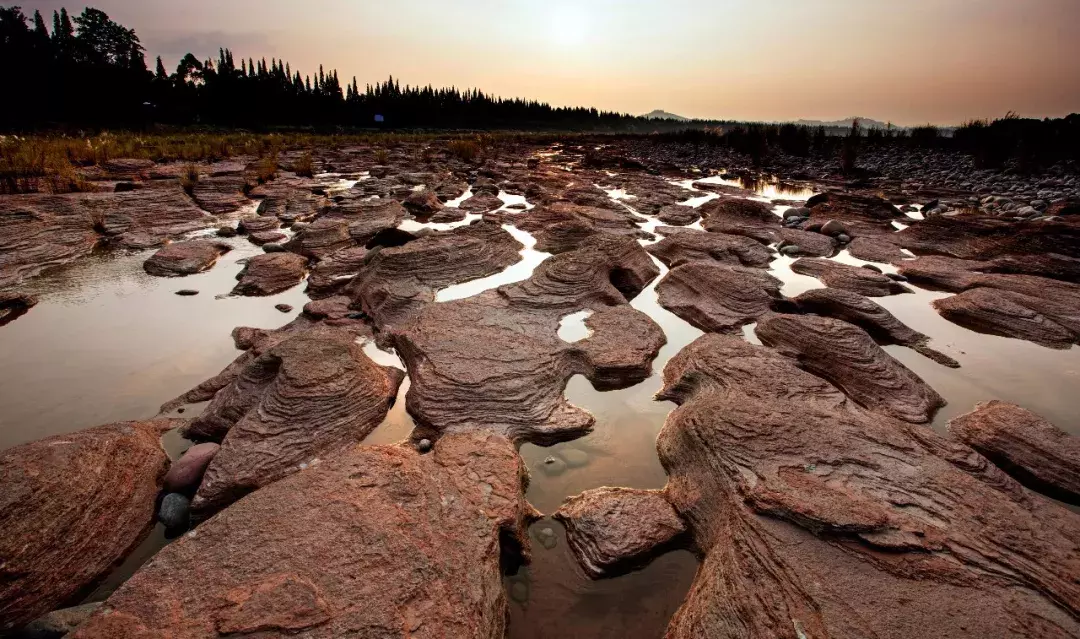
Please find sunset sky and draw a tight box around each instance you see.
[19,0,1080,125]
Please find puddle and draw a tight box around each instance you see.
[557,310,594,343]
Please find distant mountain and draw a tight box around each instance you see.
[793,117,895,129]
[643,110,690,122]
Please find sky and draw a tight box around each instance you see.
[19,0,1080,125]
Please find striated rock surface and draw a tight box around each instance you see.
[778,228,837,257]
[306,246,370,298]
[232,252,308,296]
[949,401,1080,504]
[656,204,700,226]
[329,199,409,246]
[554,487,686,579]
[143,240,232,277]
[285,218,353,259]
[163,442,220,493]
[0,420,176,629]
[647,232,773,269]
[391,235,662,444]
[897,214,1080,261]
[183,329,403,514]
[652,335,1080,639]
[190,176,249,214]
[656,262,784,334]
[347,221,522,328]
[792,258,912,296]
[74,433,534,639]
[756,314,945,423]
[847,235,908,263]
[511,202,645,254]
[934,288,1078,349]
[794,288,958,367]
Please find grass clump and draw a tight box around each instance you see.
[374,148,389,164]
[448,139,480,162]
[180,163,200,195]
[291,151,314,177]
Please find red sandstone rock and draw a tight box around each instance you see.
[0,291,37,327]
[73,433,535,639]
[652,335,1080,638]
[511,202,646,254]
[756,314,945,423]
[656,262,784,334]
[143,240,232,277]
[0,420,177,629]
[554,487,685,578]
[791,258,912,296]
[163,442,220,493]
[656,204,700,226]
[232,253,308,296]
[190,176,249,214]
[185,330,403,514]
[647,232,773,269]
[934,288,1078,349]
[949,400,1080,504]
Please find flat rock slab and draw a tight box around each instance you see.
[554,487,685,578]
[950,400,1080,504]
[285,218,354,259]
[647,232,773,269]
[794,288,958,367]
[656,262,784,334]
[0,420,177,629]
[756,314,945,423]
[190,176,249,214]
[792,258,912,296]
[233,253,308,296]
[511,203,646,254]
[143,240,232,277]
[653,335,1080,638]
[656,204,700,226]
[73,433,533,639]
[183,329,404,514]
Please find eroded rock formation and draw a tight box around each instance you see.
[73,433,535,639]
[647,232,773,269]
[949,400,1080,504]
[143,240,232,277]
[656,262,784,334]
[0,420,175,630]
[232,252,309,296]
[792,258,912,296]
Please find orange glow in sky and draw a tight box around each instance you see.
[22,0,1080,124]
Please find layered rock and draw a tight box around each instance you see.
[143,240,232,277]
[0,420,175,629]
[0,291,37,327]
[949,401,1080,504]
[182,329,404,513]
[346,221,523,328]
[777,228,837,257]
[698,198,778,237]
[650,335,1080,638]
[794,288,959,367]
[554,487,686,578]
[189,176,249,214]
[306,246,370,298]
[897,213,1080,261]
[656,262,784,334]
[847,235,908,263]
[284,218,354,259]
[656,204,700,226]
[756,314,945,423]
[791,258,912,296]
[391,235,663,444]
[232,253,309,296]
[511,202,645,254]
[934,288,1078,349]
[647,232,773,269]
[327,198,409,246]
[73,433,535,639]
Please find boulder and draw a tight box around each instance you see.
[656,205,700,226]
[934,288,1078,349]
[647,232,772,269]
[949,400,1080,504]
[73,433,534,639]
[0,420,176,629]
[143,240,232,277]
[791,258,912,296]
[232,253,309,296]
[554,487,686,578]
[402,188,444,217]
[163,442,220,493]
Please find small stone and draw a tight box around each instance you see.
[541,456,567,476]
[509,580,529,603]
[274,303,293,313]
[560,449,589,468]
[164,442,220,493]
[216,225,237,238]
[836,233,851,244]
[175,289,199,296]
[535,526,558,550]
[861,264,883,274]
[780,245,802,257]
[820,219,849,237]
[418,439,433,453]
[886,273,909,282]
[783,207,810,220]
[158,493,191,530]
[262,243,286,253]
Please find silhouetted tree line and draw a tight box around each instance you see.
[1,4,1077,170]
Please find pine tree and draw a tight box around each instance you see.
[155,56,167,79]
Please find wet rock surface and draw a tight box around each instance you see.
[554,487,686,578]
[949,401,1080,504]
[0,420,175,629]
[143,240,232,277]
[73,432,533,639]
[651,335,1080,639]
[647,232,773,269]
[792,257,912,296]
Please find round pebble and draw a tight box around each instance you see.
[158,493,191,530]
[418,438,433,453]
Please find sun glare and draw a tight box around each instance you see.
[549,6,591,48]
